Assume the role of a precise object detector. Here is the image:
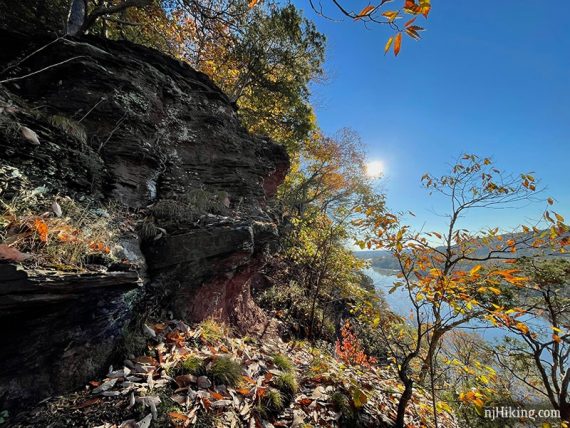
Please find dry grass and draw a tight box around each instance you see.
[0,192,118,270]
[198,318,231,344]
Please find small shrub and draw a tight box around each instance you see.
[335,320,378,367]
[208,356,242,387]
[308,354,331,378]
[272,353,294,372]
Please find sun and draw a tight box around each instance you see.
[365,160,384,178]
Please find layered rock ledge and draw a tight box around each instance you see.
[0,29,289,411]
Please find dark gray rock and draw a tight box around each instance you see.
[0,29,289,411]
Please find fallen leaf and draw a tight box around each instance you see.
[0,244,32,262]
[138,413,152,428]
[21,126,40,145]
[211,391,224,400]
[211,399,232,408]
[75,398,101,409]
[51,201,62,217]
[175,374,196,387]
[168,411,190,426]
[92,378,117,394]
[143,324,156,338]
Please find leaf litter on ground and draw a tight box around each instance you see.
[13,320,459,428]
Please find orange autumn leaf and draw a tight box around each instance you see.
[201,397,212,410]
[394,32,402,56]
[33,218,49,242]
[382,11,399,22]
[168,411,190,426]
[242,375,256,384]
[248,0,259,9]
[211,392,224,400]
[404,16,417,27]
[356,5,375,19]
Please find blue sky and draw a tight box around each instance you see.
[295,1,570,233]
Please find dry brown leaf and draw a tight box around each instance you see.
[0,244,31,262]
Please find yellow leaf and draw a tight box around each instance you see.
[554,212,565,223]
[384,36,394,54]
[393,32,402,56]
[488,287,501,295]
[515,322,529,335]
[419,0,431,17]
[470,265,482,276]
[382,11,399,21]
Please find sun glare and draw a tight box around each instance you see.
[365,160,384,178]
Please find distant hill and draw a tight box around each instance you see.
[355,232,569,272]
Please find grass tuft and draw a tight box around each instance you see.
[274,372,298,397]
[179,355,206,376]
[272,353,294,372]
[199,318,230,343]
[208,356,242,387]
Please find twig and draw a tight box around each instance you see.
[78,97,107,123]
[0,36,64,76]
[97,113,127,153]
[0,56,86,85]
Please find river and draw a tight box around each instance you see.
[362,267,546,344]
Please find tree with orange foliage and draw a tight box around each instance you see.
[358,154,569,428]
[491,258,570,423]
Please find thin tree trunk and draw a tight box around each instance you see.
[67,0,87,36]
[395,379,414,428]
[419,328,445,384]
[429,353,439,428]
[560,402,570,423]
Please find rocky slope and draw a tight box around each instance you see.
[10,319,458,428]
[0,29,288,412]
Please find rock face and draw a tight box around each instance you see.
[0,30,288,410]
[0,265,140,410]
